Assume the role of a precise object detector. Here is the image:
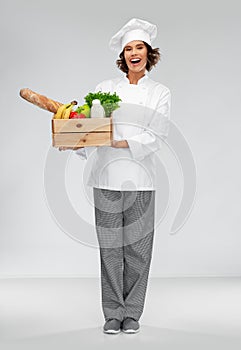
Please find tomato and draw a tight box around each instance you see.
[69,111,78,119]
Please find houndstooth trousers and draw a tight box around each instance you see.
[93,187,155,322]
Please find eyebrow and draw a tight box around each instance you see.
[125,43,145,49]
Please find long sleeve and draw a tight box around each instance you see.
[126,88,171,161]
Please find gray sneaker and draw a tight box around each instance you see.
[103,319,121,334]
[122,317,140,334]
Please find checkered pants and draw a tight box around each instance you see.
[93,188,155,322]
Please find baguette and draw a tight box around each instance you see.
[19,88,63,114]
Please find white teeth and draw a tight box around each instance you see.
[131,59,140,63]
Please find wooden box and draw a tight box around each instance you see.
[52,117,112,148]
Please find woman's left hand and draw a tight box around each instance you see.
[111,140,129,148]
[59,146,84,151]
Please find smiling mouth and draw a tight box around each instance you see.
[130,58,141,64]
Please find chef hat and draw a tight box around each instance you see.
[109,18,157,53]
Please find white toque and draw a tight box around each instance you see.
[109,18,157,53]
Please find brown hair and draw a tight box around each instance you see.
[116,42,161,74]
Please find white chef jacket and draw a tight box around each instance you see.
[75,73,171,191]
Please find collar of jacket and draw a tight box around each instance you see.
[122,72,149,85]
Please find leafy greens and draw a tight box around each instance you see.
[84,91,122,117]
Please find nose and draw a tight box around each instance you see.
[132,47,138,55]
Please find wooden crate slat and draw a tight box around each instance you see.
[52,132,112,147]
[52,117,111,133]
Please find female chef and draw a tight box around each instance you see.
[61,18,171,334]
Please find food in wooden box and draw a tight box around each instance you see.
[19,88,117,148]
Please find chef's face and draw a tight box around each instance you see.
[123,40,148,74]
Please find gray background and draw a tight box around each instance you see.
[0,0,240,277]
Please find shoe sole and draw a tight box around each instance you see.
[103,329,121,334]
[122,328,140,334]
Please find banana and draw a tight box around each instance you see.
[54,103,69,119]
[62,104,73,119]
[54,100,77,119]
[54,104,66,119]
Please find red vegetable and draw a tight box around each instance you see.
[77,113,87,118]
[69,111,86,119]
[69,111,78,119]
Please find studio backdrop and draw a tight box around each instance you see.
[0,0,240,277]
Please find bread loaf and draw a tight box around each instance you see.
[19,88,63,113]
